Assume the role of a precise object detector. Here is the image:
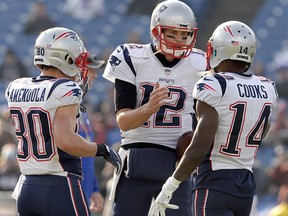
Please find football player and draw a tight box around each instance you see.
[149,21,279,216]
[5,27,121,216]
[102,0,206,215]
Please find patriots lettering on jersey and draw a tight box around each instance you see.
[109,55,122,71]
[197,83,216,92]
[61,88,81,98]
[159,77,175,85]
[8,88,46,102]
[237,84,268,99]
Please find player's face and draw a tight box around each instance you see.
[162,29,189,46]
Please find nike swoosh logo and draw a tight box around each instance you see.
[203,77,213,81]
[66,83,76,87]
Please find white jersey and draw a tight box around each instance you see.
[193,72,278,172]
[103,43,206,149]
[5,76,83,177]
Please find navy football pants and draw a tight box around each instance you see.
[17,175,90,216]
[192,189,253,216]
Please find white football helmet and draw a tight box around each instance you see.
[207,21,257,69]
[150,0,197,58]
[34,27,88,79]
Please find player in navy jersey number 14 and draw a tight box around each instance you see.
[5,27,121,216]
[149,21,279,216]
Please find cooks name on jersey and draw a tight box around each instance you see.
[9,88,46,102]
[237,84,268,99]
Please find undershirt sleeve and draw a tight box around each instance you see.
[114,79,137,113]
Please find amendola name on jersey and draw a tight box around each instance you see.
[103,43,206,149]
[193,72,278,172]
[5,76,83,178]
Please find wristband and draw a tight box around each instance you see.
[168,176,181,188]
[95,143,108,157]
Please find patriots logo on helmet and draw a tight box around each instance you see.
[54,31,79,41]
[109,55,122,71]
[61,88,82,98]
[197,83,216,92]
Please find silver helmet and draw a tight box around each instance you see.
[150,0,197,58]
[207,21,257,68]
[34,27,88,78]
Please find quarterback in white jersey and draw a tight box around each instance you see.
[103,1,206,216]
[104,43,205,149]
[149,21,278,216]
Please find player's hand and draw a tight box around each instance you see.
[89,192,104,212]
[148,177,180,216]
[96,143,122,175]
[104,146,122,175]
[146,82,169,114]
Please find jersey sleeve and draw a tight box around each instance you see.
[269,80,279,110]
[192,74,226,107]
[103,44,136,85]
[191,48,207,71]
[46,79,82,109]
[5,81,13,101]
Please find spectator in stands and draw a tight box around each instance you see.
[267,99,288,147]
[100,142,120,216]
[126,0,159,15]
[268,153,288,216]
[127,30,142,44]
[63,0,105,21]
[0,48,29,83]
[0,142,20,191]
[79,55,106,214]
[0,117,17,152]
[23,1,57,34]
[270,48,288,99]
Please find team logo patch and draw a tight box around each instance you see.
[54,31,79,41]
[223,25,234,37]
[61,88,81,98]
[109,55,122,71]
[164,69,171,76]
[197,83,216,92]
[158,4,167,13]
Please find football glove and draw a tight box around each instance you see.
[148,177,180,216]
[96,143,122,175]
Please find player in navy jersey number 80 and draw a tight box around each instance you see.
[5,27,121,216]
[102,0,207,215]
[149,21,279,216]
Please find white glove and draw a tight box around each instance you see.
[148,176,181,216]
